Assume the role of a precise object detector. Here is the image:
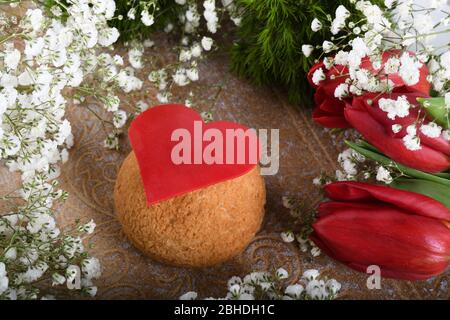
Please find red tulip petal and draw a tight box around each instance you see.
[356,94,450,156]
[312,207,450,280]
[312,87,351,129]
[324,181,450,221]
[312,107,351,128]
[344,106,450,172]
[317,201,391,218]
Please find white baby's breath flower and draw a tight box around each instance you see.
[285,284,304,299]
[302,269,320,281]
[141,10,155,26]
[376,166,393,184]
[403,133,421,151]
[84,286,98,297]
[276,268,289,280]
[82,257,101,280]
[281,231,295,243]
[157,92,170,103]
[201,36,213,51]
[186,68,199,81]
[334,83,349,99]
[334,51,349,66]
[52,273,66,286]
[399,53,422,86]
[392,124,402,133]
[128,48,143,69]
[384,0,395,9]
[98,28,120,47]
[180,291,198,300]
[0,263,8,294]
[312,68,326,85]
[325,279,341,295]
[4,48,21,70]
[443,130,450,141]
[322,41,334,53]
[310,246,321,257]
[420,122,442,138]
[311,18,322,32]
[127,8,136,20]
[302,44,314,57]
[384,57,400,74]
[136,100,149,113]
[113,110,127,128]
[378,96,410,120]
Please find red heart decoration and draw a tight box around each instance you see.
[128,104,260,205]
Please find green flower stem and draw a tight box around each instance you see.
[346,140,450,187]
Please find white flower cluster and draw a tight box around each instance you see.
[141,0,240,103]
[307,0,449,92]
[0,0,139,299]
[280,197,321,258]
[376,166,393,184]
[180,268,341,300]
[125,0,239,105]
[378,95,447,150]
[336,148,365,181]
[0,175,100,299]
[306,0,450,151]
[281,230,321,257]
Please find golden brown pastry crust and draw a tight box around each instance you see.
[114,152,266,267]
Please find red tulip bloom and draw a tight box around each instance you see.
[312,86,350,128]
[307,50,430,129]
[344,92,450,173]
[311,181,450,280]
[308,63,352,128]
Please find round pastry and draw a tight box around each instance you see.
[114,152,266,267]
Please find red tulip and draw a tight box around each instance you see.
[308,62,352,128]
[307,50,430,129]
[344,92,450,173]
[311,181,450,280]
[312,86,351,128]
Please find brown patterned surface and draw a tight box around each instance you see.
[1,43,448,299]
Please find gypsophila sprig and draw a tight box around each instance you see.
[48,0,243,107]
[0,0,144,299]
[281,196,321,257]
[179,268,341,300]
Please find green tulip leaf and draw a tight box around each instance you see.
[345,141,450,187]
[390,178,450,209]
[416,97,449,129]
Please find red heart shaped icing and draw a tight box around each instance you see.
[128,104,260,205]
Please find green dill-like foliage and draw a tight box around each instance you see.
[231,0,384,105]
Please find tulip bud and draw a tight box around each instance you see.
[311,181,450,280]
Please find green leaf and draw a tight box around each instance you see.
[390,178,450,209]
[416,97,449,129]
[345,141,450,187]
